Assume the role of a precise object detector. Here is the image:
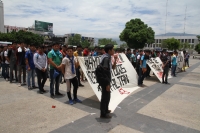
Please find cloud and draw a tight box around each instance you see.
[2,0,200,38]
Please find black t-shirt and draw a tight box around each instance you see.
[161,55,169,67]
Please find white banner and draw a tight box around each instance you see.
[176,51,184,72]
[147,57,172,82]
[78,53,140,112]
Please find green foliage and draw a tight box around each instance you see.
[98,38,117,46]
[162,38,180,50]
[68,34,82,46]
[120,43,128,49]
[195,43,200,53]
[0,30,44,46]
[119,18,155,49]
[81,40,91,48]
[179,42,190,50]
[68,34,92,48]
[197,35,200,42]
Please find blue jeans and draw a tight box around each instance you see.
[138,68,146,85]
[171,65,177,76]
[27,69,36,87]
[1,63,5,78]
[4,64,10,79]
[50,69,61,95]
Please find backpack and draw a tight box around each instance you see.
[95,57,110,84]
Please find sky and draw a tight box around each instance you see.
[2,0,200,38]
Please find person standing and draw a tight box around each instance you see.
[34,46,48,94]
[184,52,190,67]
[171,51,178,77]
[17,42,26,86]
[48,42,63,98]
[3,45,10,81]
[126,48,132,61]
[25,44,38,90]
[131,50,136,68]
[83,47,89,56]
[161,50,170,84]
[74,45,84,87]
[7,42,18,83]
[98,44,117,119]
[61,46,82,105]
[138,50,150,86]
[136,50,143,75]
[60,45,67,84]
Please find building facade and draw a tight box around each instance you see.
[0,1,4,33]
[4,25,27,33]
[145,35,199,49]
[64,33,94,46]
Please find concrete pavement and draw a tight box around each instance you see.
[0,58,200,133]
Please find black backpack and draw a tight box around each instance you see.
[95,57,110,84]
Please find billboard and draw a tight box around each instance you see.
[35,20,53,32]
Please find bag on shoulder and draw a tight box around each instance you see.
[95,57,109,84]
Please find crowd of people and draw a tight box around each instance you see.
[124,48,190,86]
[0,42,190,119]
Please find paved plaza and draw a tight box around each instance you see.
[0,59,200,133]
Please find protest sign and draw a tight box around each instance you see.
[78,53,140,112]
[176,51,184,72]
[147,57,172,82]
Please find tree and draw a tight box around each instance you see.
[162,38,180,50]
[195,43,200,54]
[81,40,91,48]
[68,34,81,46]
[0,30,43,46]
[179,42,190,50]
[119,18,155,49]
[120,43,128,49]
[197,35,200,42]
[98,38,117,46]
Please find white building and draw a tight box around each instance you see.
[145,35,199,49]
[4,25,26,33]
[0,0,4,33]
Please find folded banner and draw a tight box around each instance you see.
[176,51,184,72]
[78,53,140,112]
[146,57,172,82]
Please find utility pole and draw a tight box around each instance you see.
[165,0,168,36]
[183,6,187,36]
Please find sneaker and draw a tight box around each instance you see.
[74,98,82,103]
[69,100,74,105]
[79,84,84,87]
[55,92,63,96]
[32,86,38,89]
[28,86,32,90]
[100,114,112,119]
[39,90,44,94]
[50,94,55,99]
[107,110,111,113]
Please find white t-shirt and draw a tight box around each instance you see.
[62,57,77,79]
[137,55,141,60]
[4,50,9,64]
